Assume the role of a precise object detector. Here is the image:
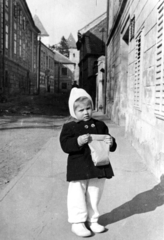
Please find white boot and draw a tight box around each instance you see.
[72,223,92,237]
[88,222,105,233]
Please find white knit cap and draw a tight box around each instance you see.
[68,87,93,119]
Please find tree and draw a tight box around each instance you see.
[58,36,69,57]
[49,36,69,58]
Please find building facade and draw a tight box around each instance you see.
[54,49,75,93]
[40,41,55,93]
[76,13,107,107]
[106,0,164,179]
[67,33,79,84]
[0,0,40,95]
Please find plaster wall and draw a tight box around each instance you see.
[68,48,79,83]
[54,63,73,93]
[96,56,105,111]
[125,0,164,179]
[106,26,127,126]
[107,0,164,179]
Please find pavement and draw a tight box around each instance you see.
[0,112,164,240]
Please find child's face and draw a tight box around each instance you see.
[74,101,92,121]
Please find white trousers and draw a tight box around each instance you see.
[67,178,105,223]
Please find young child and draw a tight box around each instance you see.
[60,88,117,237]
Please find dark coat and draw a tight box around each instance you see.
[59,118,117,182]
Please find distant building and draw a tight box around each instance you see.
[33,16,76,94]
[0,0,40,95]
[76,12,107,106]
[33,15,49,46]
[33,14,54,93]
[54,49,75,93]
[40,42,55,93]
[67,33,79,84]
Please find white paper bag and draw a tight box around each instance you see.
[88,134,110,166]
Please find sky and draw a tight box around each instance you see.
[26,0,107,45]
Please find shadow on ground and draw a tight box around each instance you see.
[99,176,164,226]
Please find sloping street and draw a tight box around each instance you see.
[0,112,163,240]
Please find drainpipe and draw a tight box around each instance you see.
[54,60,55,93]
[57,62,60,93]
[37,35,41,94]
[103,0,110,114]
[2,0,5,94]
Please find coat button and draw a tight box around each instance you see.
[91,124,95,128]
[84,125,89,129]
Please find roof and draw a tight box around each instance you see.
[24,1,40,33]
[33,15,49,36]
[54,50,75,64]
[67,33,76,49]
[77,13,107,56]
[78,12,106,35]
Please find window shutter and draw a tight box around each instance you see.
[134,32,142,107]
[155,0,164,118]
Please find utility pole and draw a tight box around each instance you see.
[37,35,41,94]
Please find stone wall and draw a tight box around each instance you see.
[2,59,37,95]
[0,0,39,96]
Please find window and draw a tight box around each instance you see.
[73,53,75,57]
[19,39,22,57]
[41,51,44,70]
[49,57,54,70]
[14,22,17,30]
[46,56,48,69]
[5,12,9,21]
[129,16,135,41]
[62,83,67,89]
[40,76,45,85]
[19,10,22,25]
[49,57,51,69]
[155,0,164,118]
[14,2,18,18]
[62,67,67,75]
[5,25,9,49]
[5,0,8,7]
[23,17,26,30]
[122,27,129,45]
[43,52,46,70]
[134,29,144,108]
[22,43,26,60]
[14,33,17,54]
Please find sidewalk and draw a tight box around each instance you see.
[0,112,163,240]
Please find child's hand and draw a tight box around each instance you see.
[104,135,113,146]
[78,134,90,146]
